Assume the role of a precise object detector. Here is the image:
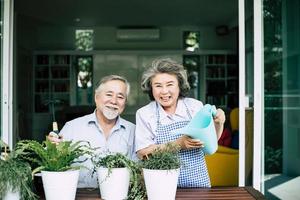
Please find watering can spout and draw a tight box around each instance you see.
[173,104,218,155]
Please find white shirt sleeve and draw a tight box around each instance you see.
[135,106,156,151]
[186,98,204,117]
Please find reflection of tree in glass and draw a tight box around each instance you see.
[77,57,92,89]
[263,0,283,174]
[265,146,282,173]
[75,30,94,51]
[264,0,282,93]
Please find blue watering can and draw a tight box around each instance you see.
[174,104,218,155]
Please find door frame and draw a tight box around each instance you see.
[252,0,264,191]
[2,0,265,190]
[238,0,264,191]
[1,0,14,147]
[238,0,246,187]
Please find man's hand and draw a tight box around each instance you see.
[47,131,63,145]
[174,135,204,150]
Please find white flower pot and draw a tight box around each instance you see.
[97,167,130,200]
[3,188,20,200]
[41,170,79,200]
[143,168,180,200]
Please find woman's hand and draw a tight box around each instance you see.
[213,108,226,139]
[137,144,158,160]
[175,135,204,150]
[137,135,205,159]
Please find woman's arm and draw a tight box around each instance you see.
[135,107,157,159]
[137,135,204,159]
[213,108,226,140]
[137,144,160,159]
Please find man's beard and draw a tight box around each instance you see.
[102,106,119,120]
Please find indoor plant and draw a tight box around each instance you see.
[0,140,37,200]
[93,152,146,200]
[141,143,181,200]
[16,139,93,200]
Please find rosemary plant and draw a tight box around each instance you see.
[0,140,38,200]
[16,139,94,173]
[93,153,146,200]
[141,143,181,170]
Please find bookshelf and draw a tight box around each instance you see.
[205,54,238,108]
[34,54,71,113]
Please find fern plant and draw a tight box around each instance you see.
[16,139,93,173]
[93,153,146,200]
[0,140,38,200]
[141,143,181,170]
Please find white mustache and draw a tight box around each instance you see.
[106,105,119,110]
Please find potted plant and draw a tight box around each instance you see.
[93,152,146,200]
[141,143,181,200]
[16,139,93,200]
[0,140,37,200]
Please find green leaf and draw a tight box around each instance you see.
[141,143,181,170]
[92,152,147,200]
[0,140,38,200]
[15,139,94,172]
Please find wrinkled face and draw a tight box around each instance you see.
[95,80,127,120]
[151,73,180,113]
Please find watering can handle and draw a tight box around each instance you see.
[211,105,217,117]
[203,104,217,117]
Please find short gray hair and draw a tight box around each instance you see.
[141,58,190,100]
[95,75,130,99]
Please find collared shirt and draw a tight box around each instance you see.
[60,110,136,188]
[135,97,203,151]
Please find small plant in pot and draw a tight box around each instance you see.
[16,139,93,200]
[0,140,37,200]
[93,152,146,200]
[141,143,181,200]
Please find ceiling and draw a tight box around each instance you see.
[15,0,238,27]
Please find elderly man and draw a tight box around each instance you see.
[48,75,136,188]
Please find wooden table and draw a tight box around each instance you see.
[65,187,265,200]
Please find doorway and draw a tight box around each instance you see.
[11,0,244,187]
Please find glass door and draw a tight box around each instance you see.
[264,0,300,199]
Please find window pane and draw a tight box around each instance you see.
[75,30,94,51]
[264,0,300,199]
[76,56,93,105]
[183,31,200,52]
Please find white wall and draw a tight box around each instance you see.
[36,26,237,50]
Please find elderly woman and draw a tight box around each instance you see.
[135,58,225,187]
